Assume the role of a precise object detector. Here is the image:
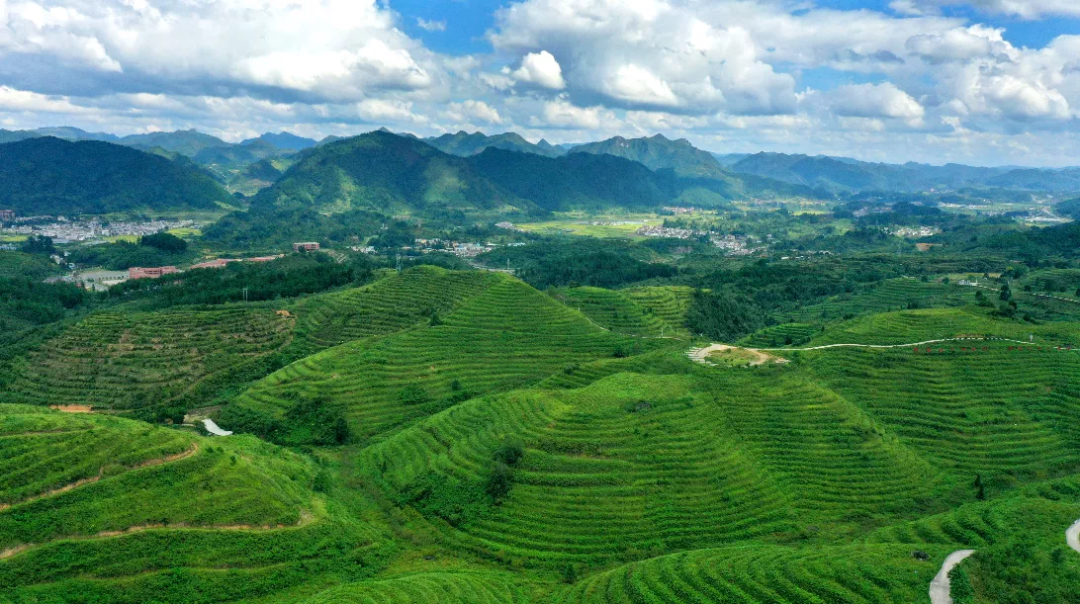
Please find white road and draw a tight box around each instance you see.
[1067,519,1080,554]
[929,549,975,604]
[202,419,233,436]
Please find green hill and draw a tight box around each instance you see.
[0,405,378,604]
[426,131,564,158]
[0,306,294,413]
[119,129,229,157]
[254,131,533,214]
[250,131,821,218]
[231,274,664,445]
[570,134,728,179]
[0,137,234,215]
[5,268,1080,603]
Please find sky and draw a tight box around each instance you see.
[1,1,1080,167]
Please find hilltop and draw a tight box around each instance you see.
[0,137,234,215]
[426,131,564,158]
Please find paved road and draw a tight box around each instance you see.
[755,337,1035,352]
[929,550,975,604]
[202,419,233,436]
[1067,520,1080,554]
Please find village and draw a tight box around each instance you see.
[0,213,201,244]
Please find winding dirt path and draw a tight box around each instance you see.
[687,337,1072,366]
[0,511,313,560]
[0,443,198,513]
[929,549,975,604]
[1067,520,1080,554]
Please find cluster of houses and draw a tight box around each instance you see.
[2,217,200,244]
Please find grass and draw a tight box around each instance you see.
[623,286,696,332]
[552,543,953,603]
[0,405,391,603]
[0,306,294,411]
[6,267,1080,603]
[550,287,682,337]
[236,277,667,445]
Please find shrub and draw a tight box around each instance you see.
[486,462,513,502]
[492,435,525,467]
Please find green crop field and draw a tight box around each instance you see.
[4,267,1080,603]
[0,306,294,411]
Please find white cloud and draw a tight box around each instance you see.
[445,99,503,125]
[829,83,925,124]
[511,50,566,89]
[0,0,438,100]
[417,18,446,32]
[904,0,1080,19]
[539,98,620,130]
[357,99,425,123]
[604,64,679,107]
[906,25,1013,64]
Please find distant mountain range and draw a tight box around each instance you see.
[724,152,1080,194]
[4,125,1080,221]
[253,130,815,215]
[0,137,234,215]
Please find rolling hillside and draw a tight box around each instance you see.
[0,137,234,215]
[232,274,668,445]
[0,405,382,604]
[4,270,1080,603]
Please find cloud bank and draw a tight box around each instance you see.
[0,0,1079,166]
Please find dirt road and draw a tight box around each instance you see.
[929,550,975,604]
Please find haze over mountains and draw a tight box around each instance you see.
[3,126,1080,218]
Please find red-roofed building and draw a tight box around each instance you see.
[129,266,179,279]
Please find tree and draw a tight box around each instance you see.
[486,462,513,502]
[20,235,55,255]
[140,231,188,253]
[493,435,525,466]
[333,417,350,444]
[685,289,764,342]
[1000,283,1012,302]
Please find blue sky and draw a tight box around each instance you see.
[1,0,1080,166]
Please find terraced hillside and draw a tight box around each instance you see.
[289,267,505,352]
[802,338,1080,478]
[235,276,667,445]
[551,287,680,337]
[0,307,294,411]
[5,272,1080,604]
[552,543,955,603]
[0,405,382,603]
[624,286,696,330]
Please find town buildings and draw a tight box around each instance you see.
[129,266,179,280]
[293,242,321,252]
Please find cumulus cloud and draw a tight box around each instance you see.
[511,50,566,89]
[539,98,620,130]
[357,99,426,123]
[906,25,1014,64]
[0,0,438,100]
[445,99,503,125]
[489,0,796,115]
[829,83,926,125]
[3,0,1080,166]
[902,0,1080,19]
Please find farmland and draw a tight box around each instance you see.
[3,264,1080,603]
